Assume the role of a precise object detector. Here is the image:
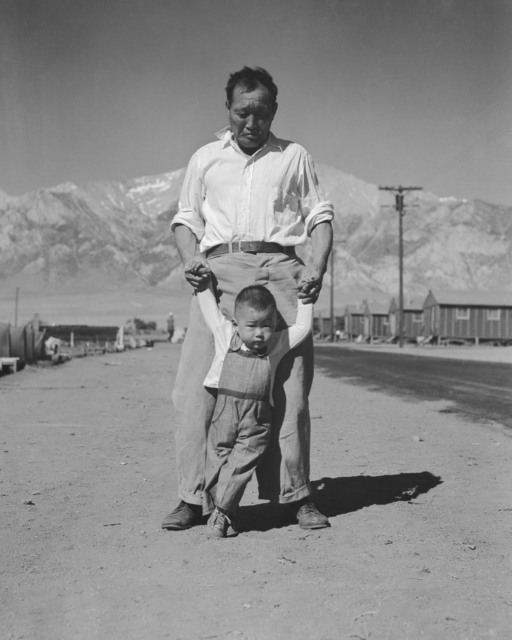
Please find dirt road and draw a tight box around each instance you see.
[1,343,511,639]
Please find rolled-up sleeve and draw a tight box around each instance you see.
[299,152,334,235]
[170,152,205,241]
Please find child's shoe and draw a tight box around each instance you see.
[206,507,239,538]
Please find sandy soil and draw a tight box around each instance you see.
[1,342,511,640]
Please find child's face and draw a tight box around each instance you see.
[234,303,277,355]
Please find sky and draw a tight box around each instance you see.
[1,0,511,205]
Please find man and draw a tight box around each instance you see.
[166,312,175,342]
[163,66,333,531]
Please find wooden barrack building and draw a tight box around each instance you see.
[423,290,512,345]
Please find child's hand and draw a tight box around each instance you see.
[184,258,212,291]
[185,258,208,274]
[298,268,322,304]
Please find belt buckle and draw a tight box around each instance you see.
[242,241,257,254]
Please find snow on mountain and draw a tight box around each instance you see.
[124,168,186,219]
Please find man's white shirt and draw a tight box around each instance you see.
[172,128,334,253]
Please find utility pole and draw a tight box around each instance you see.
[379,186,422,348]
[329,237,346,342]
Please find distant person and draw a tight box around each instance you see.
[167,312,175,342]
[190,265,313,537]
[163,66,333,532]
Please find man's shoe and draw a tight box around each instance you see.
[288,499,330,530]
[205,507,239,538]
[161,501,203,530]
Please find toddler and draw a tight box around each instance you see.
[192,265,313,538]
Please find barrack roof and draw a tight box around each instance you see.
[427,290,512,307]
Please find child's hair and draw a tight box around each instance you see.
[234,285,278,316]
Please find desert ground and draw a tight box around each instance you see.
[1,341,511,640]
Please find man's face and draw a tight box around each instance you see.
[227,83,277,154]
[234,303,277,355]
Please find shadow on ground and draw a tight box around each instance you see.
[240,471,442,532]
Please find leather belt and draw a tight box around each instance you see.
[205,241,296,259]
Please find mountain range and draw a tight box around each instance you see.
[1,166,511,306]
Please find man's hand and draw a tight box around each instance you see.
[184,257,212,292]
[298,268,323,304]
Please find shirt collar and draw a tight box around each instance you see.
[214,127,284,152]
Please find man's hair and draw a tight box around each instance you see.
[225,66,278,107]
[234,285,278,316]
